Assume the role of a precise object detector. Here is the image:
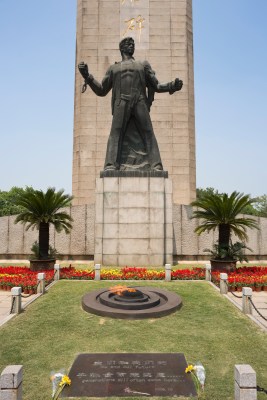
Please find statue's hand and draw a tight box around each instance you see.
[169,78,183,94]
[78,62,89,80]
[174,78,183,91]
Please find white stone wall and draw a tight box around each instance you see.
[0,204,95,259]
[0,204,266,261]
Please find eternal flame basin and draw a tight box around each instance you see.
[82,286,182,319]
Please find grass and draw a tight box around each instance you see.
[0,281,266,400]
[0,262,201,269]
[1,261,267,270]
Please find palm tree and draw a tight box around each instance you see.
[15,187,73,259]
[191,191,259,253]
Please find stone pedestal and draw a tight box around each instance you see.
[95,177,173,266]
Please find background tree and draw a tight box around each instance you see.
[196,187,221,199]
[14,187,73,259]
[254,194,267,217]
[0,187,34,216]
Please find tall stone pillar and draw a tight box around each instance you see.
[72,0,196,206]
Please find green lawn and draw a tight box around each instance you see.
[0,281,266,400]
[1,261,267,270]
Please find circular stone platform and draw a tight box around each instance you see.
[82,286,182,319]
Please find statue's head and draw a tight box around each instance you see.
[119,37,135,56]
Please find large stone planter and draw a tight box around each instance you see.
[30,259,56,271]
[210,259,237,273]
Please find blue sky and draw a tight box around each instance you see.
[0,0,266,197]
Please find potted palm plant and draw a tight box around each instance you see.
[14,187,73,271]
[191,191,259,272]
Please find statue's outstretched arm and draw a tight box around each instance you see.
[78,62,113,96]
[144,61,183,94]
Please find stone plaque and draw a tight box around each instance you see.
[62,353,197,397]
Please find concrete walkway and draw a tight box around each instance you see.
[226,289,267,331]
[0,290,41,327]
[0,284,266,330]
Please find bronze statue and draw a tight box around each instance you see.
[78,37,183,172]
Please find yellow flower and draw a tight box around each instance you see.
[185,365,195,373]
[59,375,71,387]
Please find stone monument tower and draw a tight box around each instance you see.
[72,0,196,206]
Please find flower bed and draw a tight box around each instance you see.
[0,266,55,293]
[60,266,205,281]
[211,267,267,291]
[0,266,204,290]
[0,266,266,291]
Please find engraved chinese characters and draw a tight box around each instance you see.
[123,15,145,42]
[62,354,197,398]
[120,0,148,48]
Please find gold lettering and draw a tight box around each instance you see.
[123,17,136,36]
[135,15,145,43]
[123,15,145,42]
